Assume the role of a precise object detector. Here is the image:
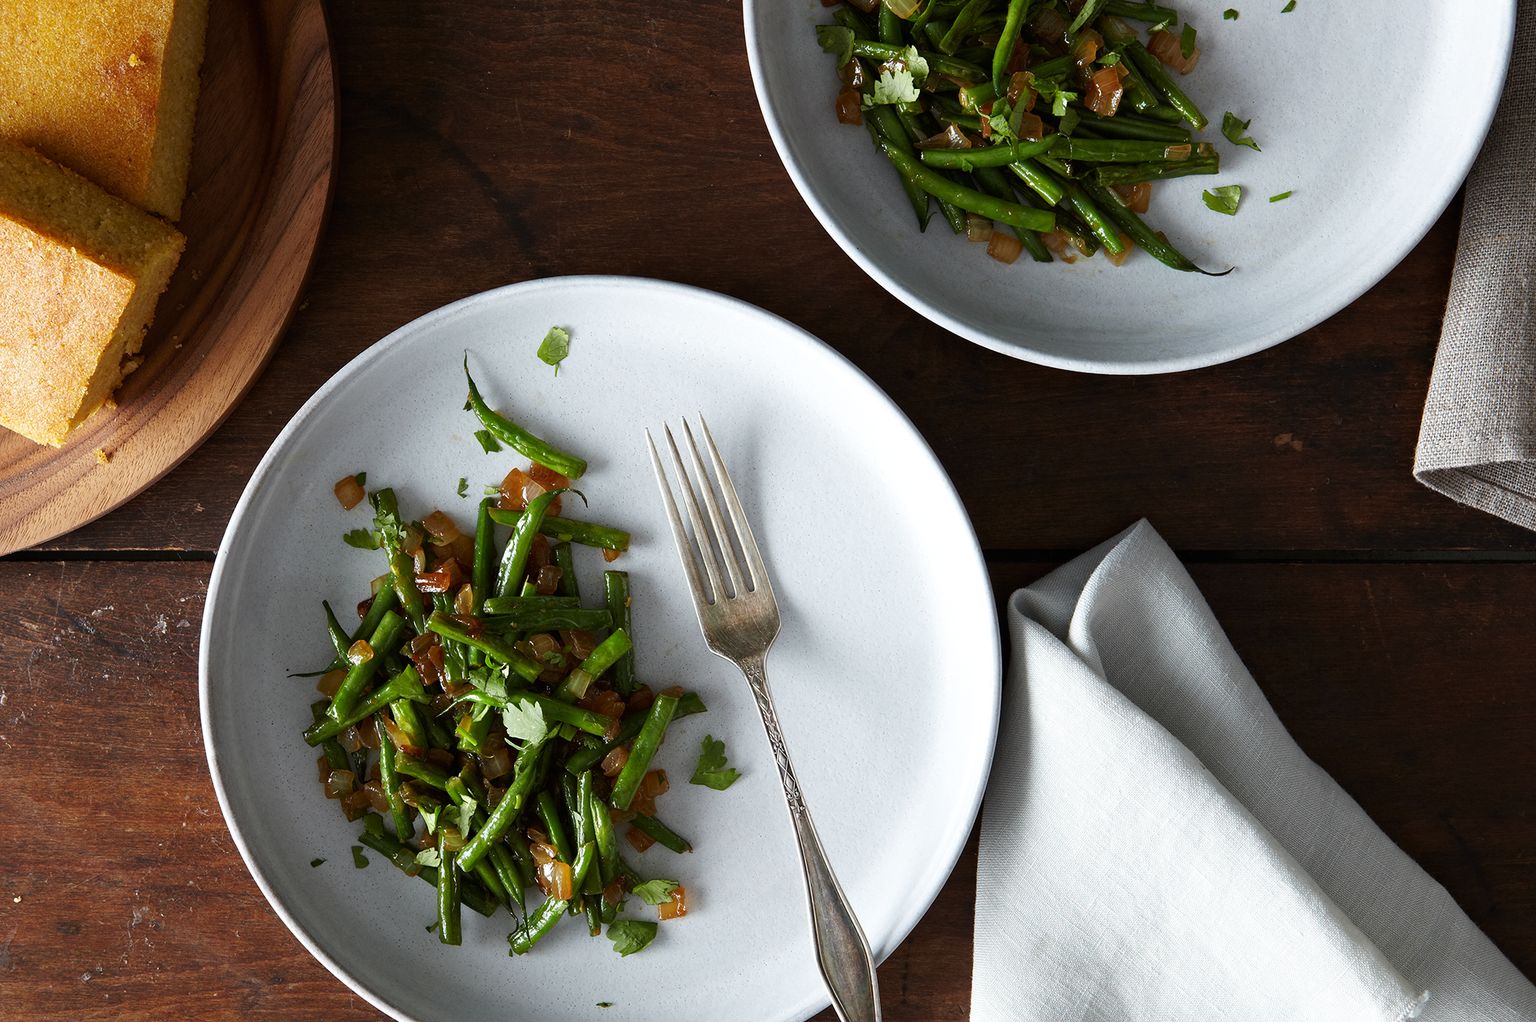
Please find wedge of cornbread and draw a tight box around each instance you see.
[0,0,210,220]
[0,140,184,446]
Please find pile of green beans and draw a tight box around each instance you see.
[303,368,700,955]
[817,0,1228,272]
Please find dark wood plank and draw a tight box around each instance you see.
[28,0,1535,555]
[2,559,1529,1019]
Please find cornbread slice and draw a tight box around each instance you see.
[0,140,184,446]
[0,0,210,219]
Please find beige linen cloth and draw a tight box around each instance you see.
[1415,8,1536,524]
[971,521,1536,1022]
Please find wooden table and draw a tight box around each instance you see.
[5,2,1532,1017]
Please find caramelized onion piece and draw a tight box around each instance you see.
[987,231,1024,265]
[658,885,688,920]
[333,475,365,510]
[1148,28,1199,73]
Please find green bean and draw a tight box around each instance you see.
[1122,41,1207,130]
[493,489,563,598]
[630,813,692,855]
[556,628,632,701]
[1092,156,1218,185]
[602,572,638,696]
[472,498,495,608]
[565,692,706,775]
[849,38,986,83]
[537,789,575,864]
[609,692,679,811]
[375,718,413,839]
[464,358,586,479]
[973,165,1052,262]
[1102,1,1178,22]
[917,136,1059,170]
[1074,110,1190,143]
[322,601,349,664]
[1005,159,1068,207]
[390,699,429,753]
[874,139,1055,233]
[480,595,580,614]
[426,611,542,682]
[506,691,617,738]
[310,701,349,773]
[307,664,427,745]
[1081,177,1227,275]
[325,610,406,723]
[457,737,545,872]
[877,1,902,44]
[351,585,398,645]
[396,752,452,791]
[483,606,611,634]
[1057,138,1212,163]
[552,541,580,599]
[508,895,568,955]
[992,0,1032,91]
[938,0,988,54]
[866,107,936,232]
[1111,52,1164,115]
[436,833,462,945]
[588,774,619,881]
[357,827,497,918]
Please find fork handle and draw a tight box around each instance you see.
[740,654,882,1022]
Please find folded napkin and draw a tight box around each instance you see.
[971,521,1536,1022]
[1415,7,1536,528]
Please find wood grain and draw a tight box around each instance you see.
[0,560,1529,1020]
[23,0,1536,556]
[0,0,336,556]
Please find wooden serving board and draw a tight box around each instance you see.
[0,0,335,555]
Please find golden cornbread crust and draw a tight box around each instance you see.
[0,0,210,219]
[0,141,184,446]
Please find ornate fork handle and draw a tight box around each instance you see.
[740,654,881,1022]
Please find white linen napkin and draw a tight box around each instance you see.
[971,521,1536,1022]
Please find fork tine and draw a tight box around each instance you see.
[646,429,712,607]
[662,423,728,604]
[698,416,772,594]
[681,419,744,598]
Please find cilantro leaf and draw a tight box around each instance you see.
[537,326,571,374]
[368,488,405,553]
[1202,185,1242,216]
[414,847,442,869]
[342,528,380,550]
[901,45,929,84]
[420,804,442,834]
[353,472,366,487]
[607,919,658,957]
[501,697,549,745]
[870,67,918,105]
[310,857,326,868]
[350,846,369,869]
[1067,0,1109,35]
[1223,8,1239,18]
[1180,23,1197,59]
[815,24,854,68]
[455,800,476,836]
[1269,190,1293,203]
[1221,112,1261,151]
[632,879,680,906]
[456,477,468,498]
[1281,0,1295,10]
[596,1004,614,1010]
[475,429,502,454]
[690,735,741,790]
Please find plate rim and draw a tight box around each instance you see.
[199,274,1003,1022]
[0,0,339,553]
[741,0,1516,375]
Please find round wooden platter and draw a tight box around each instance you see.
[0,0,336,555]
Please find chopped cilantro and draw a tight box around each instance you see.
[342,528,380,550]
[815,24,854,68]
[537,326,571,374]
[1269,190,1293,203]
[1180,23,1197,59]
[414,847,442,868]
[870,66,919,105]
[1202,185,1242,216]
[1281,0,1295,10]
[350,846,369,869]
[310,857,325,868]
[1098,50,1121,66]
[456,477,468,498]
[352,472,366,487]
[1223,8,1239,18]
[420,803,443,834]
[1221,112,1261,151]
[607,919,658,957]
[501,699,549,745]
[1067,0,1109,35]
[474,429,502,454]
[690,735,741,791]
[596,1004,614,1010]
[1058,107,1080,136]
[632,879,680,906]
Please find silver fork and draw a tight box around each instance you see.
[648,418,881,1022]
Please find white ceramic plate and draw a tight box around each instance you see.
[201,277,1000,1022]
[745,0,1514,373]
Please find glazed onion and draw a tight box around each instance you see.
[333,474,365,510]
[987,231,1024,265]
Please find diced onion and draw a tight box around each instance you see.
[1164,143,1193,161]
[1071,28,1102,66]
[1031,6,1070,48]
[454,583,476,617]
[658,885,688,920]
[1014,112,1045,142]
[316,669,346,698]
[538,860,573,900]
[340,789,371,821]
[315,754,330,784]
[1006,71,1036,110]
[641,769,669,799]
[333,475,365,510]
[966,215,994,243]
[479,741,513,780]
[624,827,656,853]
[835,88,863,126]
[601,745,631,778]
[347,639,373,665]
[1104,234,1135,266]
[1148,29,1199,73]
[916,123,973,150]
[1041,230,1078,263]
[627,685,655,713]
[1084,65,1125,117]
[987,231,1024,264]
[535,564,562,595]
[362,780,390,814]
[324,769,357,799]
[838,60,867,90]
[422,510,461,543]
[601,548,623,563]
[882,0,919,16]
[1114,182,1151,214]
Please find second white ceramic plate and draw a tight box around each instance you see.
[201,277,1000,1021]
[745,0,1514,373]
